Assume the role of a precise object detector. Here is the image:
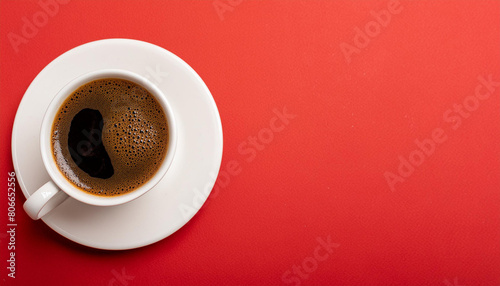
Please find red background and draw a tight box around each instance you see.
[1,0,499,285]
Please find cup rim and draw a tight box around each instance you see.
[40,69,177,206]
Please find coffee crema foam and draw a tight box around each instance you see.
[51,78,168,196]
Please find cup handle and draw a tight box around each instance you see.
[23,181,69,220]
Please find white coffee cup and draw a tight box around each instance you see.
[23,69,177,220]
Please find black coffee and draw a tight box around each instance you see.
[51,78,168,197]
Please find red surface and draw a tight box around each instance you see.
[1,0,499,285]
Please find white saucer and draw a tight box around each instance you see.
[11,39,223,250]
